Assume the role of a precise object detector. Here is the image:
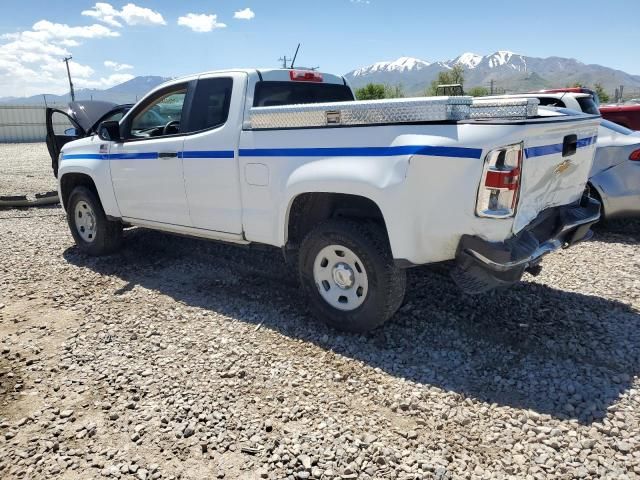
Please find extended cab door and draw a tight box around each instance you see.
[46,108,85,178]
[110,83,191,226]
[181,73,246,234]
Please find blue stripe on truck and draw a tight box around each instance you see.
[525,136,596,158]
[60,136,596,163]
[238,145,483,159]
[63,146,483,161]
[181,150,235,159]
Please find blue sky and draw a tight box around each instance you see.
[1,0,639,97]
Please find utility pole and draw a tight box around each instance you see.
[489,79,495,95]
[63,56,75,102]
[278,55,291,69]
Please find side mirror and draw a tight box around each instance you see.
[64,127,78,136]
[98,121,122,142]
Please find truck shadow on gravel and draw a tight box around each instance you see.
[63,226,640,425]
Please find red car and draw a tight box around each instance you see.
[599,104,640,131]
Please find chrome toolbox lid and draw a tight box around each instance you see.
[249,96,473,129]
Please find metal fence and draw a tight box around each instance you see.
[0,104,67,143]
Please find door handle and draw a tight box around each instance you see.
[158,152,178,159]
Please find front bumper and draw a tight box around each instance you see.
[451,195,600,294]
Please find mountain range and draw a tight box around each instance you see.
[345,51,640,96]
[0,76,172,105]
[2,50,639,104]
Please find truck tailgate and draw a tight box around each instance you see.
[514,118,600,233]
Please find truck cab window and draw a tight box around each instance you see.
[253,81,354,107]
[129,87,187,138]
[186,77,233,132]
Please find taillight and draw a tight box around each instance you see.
[630,149,640,161]
[289,70,323,82]
[476,143,523,218]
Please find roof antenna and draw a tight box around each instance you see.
[290,43,301,69]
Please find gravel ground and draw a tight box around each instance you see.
[0,143,56,196]
[1,206,639,480]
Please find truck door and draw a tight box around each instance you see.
[181,73,245,234]
[110,82,191,226]
[46,108,85,178]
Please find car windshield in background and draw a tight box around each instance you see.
[576,96,600,115]
[253,81,354,107]
[601,119,634,135]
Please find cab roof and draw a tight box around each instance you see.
[160,68,346,87]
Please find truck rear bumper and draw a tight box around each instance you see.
[451,195,600,294]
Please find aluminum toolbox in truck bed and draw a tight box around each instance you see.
[248,96,542,130]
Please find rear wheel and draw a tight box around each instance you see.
[67,186,122,256]
[298,219,406,332]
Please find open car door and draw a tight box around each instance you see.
[46,108,85,178]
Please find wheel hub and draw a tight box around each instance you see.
[332,263,355,289]
[75,201,97,243]
[312,245,369,311]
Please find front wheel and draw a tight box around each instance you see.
[298,219,406,333]
[67,186,123,256]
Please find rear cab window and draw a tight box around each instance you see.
[576,96,600,115]
[253,81,354,107]
[187,77,233,132]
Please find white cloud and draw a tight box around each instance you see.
[32,20,120,39]
[233,8,255,20]
[104,60,133,71]
[177,13,226,33]
[0,18,123,97]
[82,2,166,28]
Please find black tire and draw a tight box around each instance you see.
[298,219,406,333]
[66,186,123,256]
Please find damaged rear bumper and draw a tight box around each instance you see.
[451,195,600,294]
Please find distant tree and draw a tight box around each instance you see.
[384,84,405,98]
[427,64,465,96]
[593,83,610,103]
[467,86,489,97]
[568,82,583,88]
[355,83,386,100]
[355,83,405,100]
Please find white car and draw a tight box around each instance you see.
[498,93,640,220]
[537,107,640,220]
[56,68,601,332]
[487,92,601,116]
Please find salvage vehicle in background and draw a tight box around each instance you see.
[487,92,600,115]
[599,104,640,131]
[538,107,640,220]
[52,68,601,332]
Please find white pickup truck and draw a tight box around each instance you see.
[56,68,601,332]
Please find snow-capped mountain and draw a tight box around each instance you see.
[345,50,640,95]
[351,57,432,77]
[449,52,483,69]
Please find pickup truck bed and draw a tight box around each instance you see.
[55,68,601,332]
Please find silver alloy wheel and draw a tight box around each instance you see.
[74,200,97,243]
[313,244,369,311]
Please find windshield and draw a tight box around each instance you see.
[254,81,354,107]
[601,119,634,135]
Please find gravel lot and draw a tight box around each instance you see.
[0,143,56,196]
[1,203,638,480]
